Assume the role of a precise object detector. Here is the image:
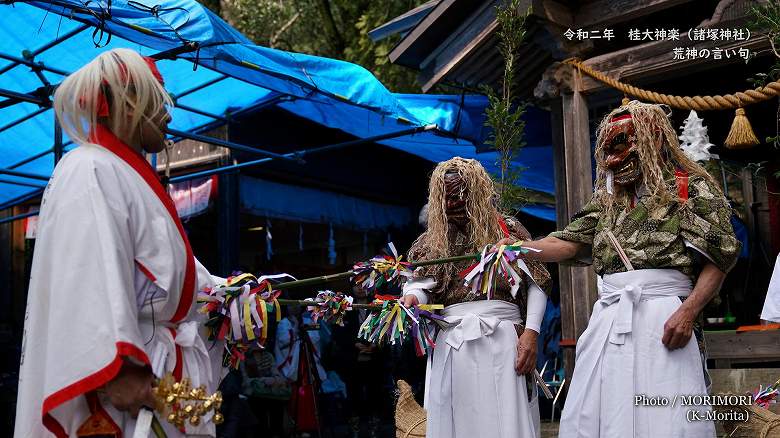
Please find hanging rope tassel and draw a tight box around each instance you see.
[725,107,760,149]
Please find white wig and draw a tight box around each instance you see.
[53,48,171,146]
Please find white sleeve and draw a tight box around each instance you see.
[524,283,547,333]
[402,277,436,305]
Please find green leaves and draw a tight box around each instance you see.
[484,0,531,212]
[221,0,424,92]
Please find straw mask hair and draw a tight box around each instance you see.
[594,100,721,219]
[54,48,171,147]
[419,157,504,260]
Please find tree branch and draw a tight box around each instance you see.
[315,0,345,54]
[270,10,301,48]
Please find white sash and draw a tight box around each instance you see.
[598,269,691,345]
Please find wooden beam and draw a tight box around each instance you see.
[706,330,780,364]
[418,1,502,92]
[575,0,695,29]
[388,0,458,64]
[533,0,573,29]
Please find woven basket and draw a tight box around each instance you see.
[715,402,780,438]
[395,380,426,438]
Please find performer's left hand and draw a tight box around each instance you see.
[515,329,538,375]
[662,306,696,350]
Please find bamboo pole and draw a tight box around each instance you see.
[277,298,380,309]
[273,253,480,291]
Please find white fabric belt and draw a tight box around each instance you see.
[440,300,522,349]
[598,269,692,345]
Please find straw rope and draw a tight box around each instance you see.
[564,58,780,110]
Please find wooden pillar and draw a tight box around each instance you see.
[551,86,598,384]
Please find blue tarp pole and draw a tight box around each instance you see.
[170,124,437,183]
[8,147,56,169]
[0,107,49,133]
[0,188,45,211]
[0,168,50,181]
[0,52,69,76]
[0,88,47,105]
[0,23,89,75]
[175,103,229,122]
[172,75,230,99]
[0,210,38,225]
[0,178,46,189]
[165,128,300,162]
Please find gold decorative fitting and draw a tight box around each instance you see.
[152,374,224,429]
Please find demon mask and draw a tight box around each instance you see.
[604,110,641,187]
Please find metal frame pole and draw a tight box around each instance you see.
[170,124,437,183]
[0,24,89,75]
[0,168,50,181]
[0,52,70,76]
[165,128,300,162]
[0,178,47,189]
[0,189,45,212]
[1,125,440,220]
[0,210,39,226]
[0,107,50,133]
[0,88,48,106]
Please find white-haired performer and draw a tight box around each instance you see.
[15,49,223,437]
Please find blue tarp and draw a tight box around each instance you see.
[240,176,413,230]
[0,0,556,222]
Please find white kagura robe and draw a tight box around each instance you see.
[559,269,715,438]
[15,125,223,438]
[761,255,780,323]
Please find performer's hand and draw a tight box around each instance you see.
[662,306,696,350]
[400,294,419,308]
[491,237,515,252]
[515,329,538,375]
[103,361,156,418]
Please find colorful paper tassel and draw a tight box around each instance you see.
[305,290,353,326]
[357,296,444,357]
[753,377,780,408]
[352,243,413,292]
[460,243,540,299]
[198,272,294,368]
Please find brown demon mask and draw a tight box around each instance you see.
[444,171,468,229]
[604,111,641,187]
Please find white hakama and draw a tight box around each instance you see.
[559,269,715,438]
[425,300,540,438]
